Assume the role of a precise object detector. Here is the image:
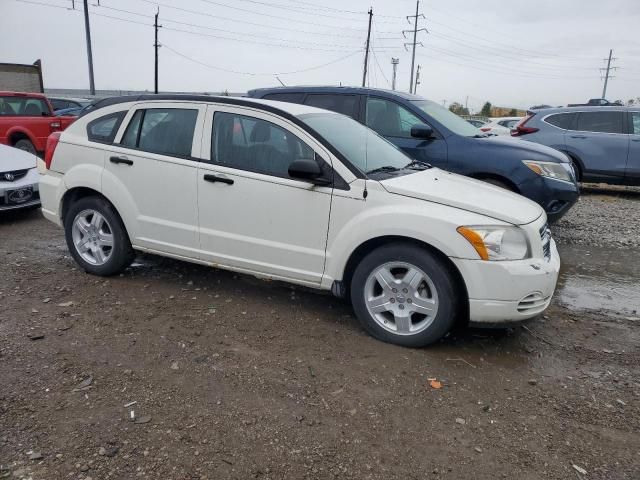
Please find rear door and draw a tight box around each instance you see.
[627,111,640,185]
[363,96,447,167]
[102,102,206,258]
[565,110,628,183]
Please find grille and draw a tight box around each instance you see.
[1,169,29,182]
[539,222,551,261]
[517,292,551,314]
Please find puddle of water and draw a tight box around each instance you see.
[556,244,640,316]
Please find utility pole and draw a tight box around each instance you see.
[391,58,399,90]
[414,65,421,93]
[465,95,469,111]
[600,49,617,99]
[362,8,373,87]
[82,0,95,95]
[403,1,426,94]
[154,7,161,94]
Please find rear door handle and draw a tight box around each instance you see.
[110,155,134,165]
[570,135,587,139]
[203,173,234,185]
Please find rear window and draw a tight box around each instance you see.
[87,111,126,144]
[545,113,576,129]
[261,93,305,104]
[0,96,49,116]
[304,94,358,119]
[575,111,624,134]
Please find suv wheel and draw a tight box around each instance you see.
[350,243,459,347]
[14,139,36,155]
[64,196,134,276]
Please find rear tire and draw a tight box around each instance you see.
[350,243,459,347]
[14,139,36,155]
[64,196,134,276]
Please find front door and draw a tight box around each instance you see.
[103,102,206,258]
[196,105,333,286]
[363,96,448,167]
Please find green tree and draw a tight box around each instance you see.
[448,101,469,116]
[509,108,518,116]
[480,101,492,117]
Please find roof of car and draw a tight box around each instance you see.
[247,85,425,101]
[531,105,634,114]
[0,91,47,99]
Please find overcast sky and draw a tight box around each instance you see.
[2,0,639,111]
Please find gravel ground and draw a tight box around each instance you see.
[1,193,639,480]
[553,184,640,248]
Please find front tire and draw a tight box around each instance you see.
[14,139,36,155]
[350,243,459,347]
[64,196,134,276]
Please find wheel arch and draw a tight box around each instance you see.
[560,151,583,181]
[339,235,469,327]
[468,172,519,192]
[7,128,37,147]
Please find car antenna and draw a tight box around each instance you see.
[275,76,286,86]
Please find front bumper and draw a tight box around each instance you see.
[451,238,560,324]
[518,176,579,223]
[0,168,40,211]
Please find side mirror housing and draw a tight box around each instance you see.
[411,124,434,139]
[288,158,331,185]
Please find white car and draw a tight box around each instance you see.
[0,143,40,211]
[38,96,559,347]
[481,117,522,136]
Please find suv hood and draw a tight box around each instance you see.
[480,135,570,163]
[380,168,543,225]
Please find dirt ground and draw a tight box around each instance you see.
[1,190,639,480]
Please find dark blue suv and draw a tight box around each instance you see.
[248,87,579,222]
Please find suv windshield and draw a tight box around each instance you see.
[411,99,480,137]
[298,112,422,176]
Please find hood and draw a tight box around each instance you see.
[381,168,543,225]
[480,135,570,163]
[0,144,37,172]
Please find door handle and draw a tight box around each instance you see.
[570,135,587,139]
[203,173,234,185]
[110,155,134,165]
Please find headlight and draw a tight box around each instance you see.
[523,160,572,183]
[457,226,529,261]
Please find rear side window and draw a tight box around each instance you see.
[304,94,358,119]
[632,112,640,135]
[87,111,126,144]
[545,113,576,129]
[575,111,624,134]
[119,108,198,158]
[261,93,305,104]
[0,96,49,116]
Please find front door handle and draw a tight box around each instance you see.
[203,174,234,185]
[110,155,134,165]
[570,135,587,139]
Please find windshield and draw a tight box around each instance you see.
[298,112,415,175]
[411,99,480,137]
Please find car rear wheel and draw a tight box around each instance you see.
[64,196,134,276]
[350,243,459,347]
[14,139,36,155]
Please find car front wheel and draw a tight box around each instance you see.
[350,243,459,347]
[64,196,134,276]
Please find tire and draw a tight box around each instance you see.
[350,243,459,347]
[14,139,37,155]
[64,196,134,276]
[481,177,514,191]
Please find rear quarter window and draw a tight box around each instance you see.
[544,113,576,130]
[86,111,126,144]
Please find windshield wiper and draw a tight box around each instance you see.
[404,160,431,170]
[366,165,401,175]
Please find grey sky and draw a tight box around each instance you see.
[2,0,639,111]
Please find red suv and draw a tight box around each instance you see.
[0,91,76,155]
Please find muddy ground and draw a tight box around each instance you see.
[1,188,639,480]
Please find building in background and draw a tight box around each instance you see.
[0,60,43,93]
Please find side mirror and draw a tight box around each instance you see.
[288,158,331,185]
[410,124,434,139]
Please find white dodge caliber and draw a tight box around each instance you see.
[39,95,559,347]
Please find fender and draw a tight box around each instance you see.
[6,126,38,148]
[99,167,141,242]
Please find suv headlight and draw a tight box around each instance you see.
[457,226,529,261]
[523,160,572,183]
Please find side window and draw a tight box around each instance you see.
[576,111,624,134]
[631,113,640,135]
[119,108,198,157]
[304,94,358,119]
[365,97,424,138]
[87,111,126,144]
[545,113,575,129]
[51,99,67,110]
[211,112,315,178]
[262,93,305,104]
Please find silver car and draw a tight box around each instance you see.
[0,144,40,211]
[512,106,640,185]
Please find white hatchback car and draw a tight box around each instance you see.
[39,95,559,347]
